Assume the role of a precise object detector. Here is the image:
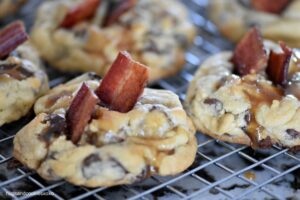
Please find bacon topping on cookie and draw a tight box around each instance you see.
[60,0,101,28]
[232,27,267,76]
[266,42,292,86]
[66,83,98,144]
[60,0,137,28]
[0,21,28,59]
[96,51,149,113]
[251,0,291,14]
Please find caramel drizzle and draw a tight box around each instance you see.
[241,76,283,148]
[45,90,73,108]
[0,63,33,80]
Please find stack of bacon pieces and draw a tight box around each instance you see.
[232,27,293,86]
[60,0,137,28]
[0,21,28,59]
[66,51,149,144]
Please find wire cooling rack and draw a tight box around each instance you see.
[1,0,300,199]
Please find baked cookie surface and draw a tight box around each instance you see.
[14,73,197,187]
[0,0,26,19]
[0,43,49,126]
[185,40,300,149]
[31,0,196,82]
[209,0,300,47]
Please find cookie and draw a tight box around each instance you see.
[0,0,26,19]
[209,0,300,47]
[31,0,196,82]
[0,21,49,126]
[13,72,197,187]
[0,43,49,126]
[185,30,300,149]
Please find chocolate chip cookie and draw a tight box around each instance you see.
[0,43,49,126]
[185,29,300,149]
[14,73,197,187]
[31,0,196,82]
[209,0,300,47]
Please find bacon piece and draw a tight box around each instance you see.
[0,21,28,59]
[232,27,267,76]
[66,83,98,144]
[266,42,292,86]
[251,0,290,14]
[96,51,149,113]
[103,0,137,26]
[60,0,101,28]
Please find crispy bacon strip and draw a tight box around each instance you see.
[266,42,292,86]
[103,0,137,26]
[251,0,291,14]
[96,51,149,113]
[232,27,267,76]
[0,21,28,59]
[60,0,101,28]
[66,83,98,144]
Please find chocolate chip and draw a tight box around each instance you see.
[258,136,272,148]
[239,0,251,8]
[83,154,101,167]
[143,39,169,54]
[286,129,300,139]
[203,98,223,114]
[174,34,188,48]
[74,28,87,38]
[87,72,101,80]
[0,63,34,80]
[39,114,67,146]
[82,154,129,179]
[244,110,251,124]
[47,151,58,160]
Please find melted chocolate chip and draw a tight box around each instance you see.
[239,0,251,8]
[74,28,87,38]
[203,98,223,114]
[87,72,101,80]
[82,154,129,179]
[258,136,272,148]
[244,110,251,124]
[83,154,101,167]
[39,114,67,146]
[286,129,300,139]
[0,63,33,80]
[143,39,169,54]
[47,151,58,160]
[174,34,188,48]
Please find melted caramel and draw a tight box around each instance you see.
[0,63,33,80]
[241,75,283,148]
[45,90,73,108]
[244,171,256,181]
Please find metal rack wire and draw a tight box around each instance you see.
[1,0,300,199]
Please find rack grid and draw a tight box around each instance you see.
[1,0,300,199]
